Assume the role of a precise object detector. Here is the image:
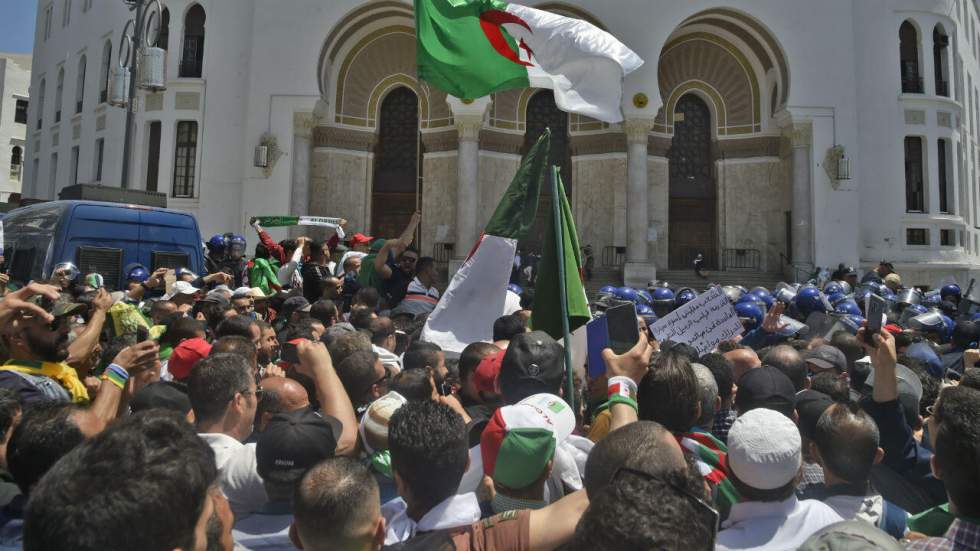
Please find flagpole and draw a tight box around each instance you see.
[551,165,576,413]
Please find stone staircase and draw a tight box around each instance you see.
[655,270,787,293]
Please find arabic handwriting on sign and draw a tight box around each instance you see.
[649,287,743,354]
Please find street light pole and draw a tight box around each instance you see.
[119,0,145,190]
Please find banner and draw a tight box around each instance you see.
[252,216,345,238]
[648,286,743,355]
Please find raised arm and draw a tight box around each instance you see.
[67,289,113,368]
[398,211,422,246]
[295,339,358,455]
[251,219,287,265]
[601,331,653,433]
[528,490,589,551]
[374,239,399,280]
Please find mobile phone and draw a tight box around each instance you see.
[606,303,640,355]
[281,342,300,364]
[864,294,887,347]
[136,326,150,343]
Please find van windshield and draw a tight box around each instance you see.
[4,205,62,285]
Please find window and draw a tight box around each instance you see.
[43,4,53,41]
[99,40,111,103]
[157,8,170,50]
[36,79,45,129]
[55,67,64,123]
[180,4,206,78]
[938,139,952,213]
[14,99,27,124]
[934,26,950,97]
[900,21,922,93]
[904,136,925,212]
[62,0,71,27]
[70,146,79,185]
[172,121,197,197]
[941,229,955,246]
[907,228,929,245]
[10,147,22,182]
[93,138,104,182]
[75,55,86,114]
[49,153,58,196]
[146,122,161,192]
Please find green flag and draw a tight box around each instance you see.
[530,172,590,340]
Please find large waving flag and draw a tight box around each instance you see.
[421,131,551,352]
[415,0,644,123]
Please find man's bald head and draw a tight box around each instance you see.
[724,348,762,383]
[583,421,687,498]
[764,345,807,392]
[260,377,310,412]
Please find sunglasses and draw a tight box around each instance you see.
[400,256,418,265]
[238,388,265,400]
[612,466,719,549]
[374,365,392,387]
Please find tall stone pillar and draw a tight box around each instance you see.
[789,121,814,272]
[289,108,317,238]
[447,96,491,274]
[623,118,656,287]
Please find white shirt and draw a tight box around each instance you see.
[232,510,293,551]
[199,433,268,518]
[822,494,908,537]
[717,496,843,550]
[382,493,482,545]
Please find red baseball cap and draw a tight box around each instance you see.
[349,233,373,246]
[472,349,505,394]
[168,337,212,381]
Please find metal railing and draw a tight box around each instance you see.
[722,248,761,271]
[432,242,454,266]
[601,246,626,269]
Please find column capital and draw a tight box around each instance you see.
[312,98,330,125]
[448,96,491,141]
[623,118,655,144]
[294,112,315,139]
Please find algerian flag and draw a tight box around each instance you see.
[529,173,590,340]
[415,0,644,123]
[252,216,345,238]
[421,130,550,352]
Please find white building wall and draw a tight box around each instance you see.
[0,54,31,201]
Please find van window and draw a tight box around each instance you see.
[4,205,62,284]
[152,251,189,271]
[76,246,123,290]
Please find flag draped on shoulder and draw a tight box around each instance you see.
[415,0,643,123]
[421,131,551,352]
[529,173,590,340]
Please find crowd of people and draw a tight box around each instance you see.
[0,203,976,551]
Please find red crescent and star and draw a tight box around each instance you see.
[479,9,536,67]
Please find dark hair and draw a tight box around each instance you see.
[8,401,86,494]
[280,239,297,258]
[961,368,980,390]
[729,468,797,502]
[211,335,257,368]
[492,314,527,342]
[416,257,435,274]
[309,240,328,260]
[160,317,206,348]
[202,302,235,334]
[391,368,435,402]
[354,287,380,310]
[459,342,500,383]
[23,410,217,551]
[402,246,419,257]
[570,466,714,551]
[337,350,381,406]
[149,300,176,319]
[638,351,700,433]
[700,353,734,402]
[310,300,338,326]
[664,342,700,363]
[327,331,372,366]
[810,372,850,402]
[285,319,320,342]
[830,332,866,390]
[403,341,442,372]
[216,315,258,341]
[349,308,375,331]
[187,353,254,424]
[813,401,879,484]
[98,334,137,372]
[294,457,380,547]
[584,420,681,498]
[933,385,980,517]
[368,317,395,347]
[0,388,20,436]
[901,356,941,417]
[388,401,468,512]
[763,345,807,392]
[255,242,270,260]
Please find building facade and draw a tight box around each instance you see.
[22,0,980,287]
[0,53,30,202]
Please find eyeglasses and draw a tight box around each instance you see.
[612,466,719,549]
[374,365,392,387]
[239,388,265,400]
[400,256,418,265]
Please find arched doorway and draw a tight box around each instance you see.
[372,86,421,240]
[520,90,571,255]
[668,94,716,269]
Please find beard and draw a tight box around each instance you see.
[25,330,70,363]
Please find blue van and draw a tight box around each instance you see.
[3,200,204,290]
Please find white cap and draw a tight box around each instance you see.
[513,393,575,442]
[164,281,200,300]
[727,408,802,490]
[232,286,252,298]
[248,287,268,299]
[358,391,407,454]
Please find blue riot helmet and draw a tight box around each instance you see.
[735,302,765,332]
[834,300,862,317]
[750,290,774,310]
[773,286,797,305]
[637,290,654,306]
[721,285,744,304]
[795,286,827,317]
[750,286,771,298]
[837,281,853,295]
[614,286,639,303]
[598,285,617,295]
[738,293,766,311]
[206,234,226,256]
[636,304,654,316]
[507,283,524,296]
[839,314,866,335]
[922,291,942,308]
[126,264,150,283]
[899,304,929,327]
[940,283,962,303]
[675,288,698,308]
[910,311,953,343]
[651,286,676,317]
[827,292,847,307]
[823,282,844,296]
[226,234,247,260]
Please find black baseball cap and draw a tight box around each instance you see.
[499,331,565,404]
[256,408,340,479]
[795,389,834,440]
[735,365,797,420]
[130,381,192,415]
[804,345,847,374]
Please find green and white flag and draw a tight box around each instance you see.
[252,216,345,238]
[415,0,643,122]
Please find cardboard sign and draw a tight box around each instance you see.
[649,286,743,355]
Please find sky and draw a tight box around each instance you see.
[0,0,38,54]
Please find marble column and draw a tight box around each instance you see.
[447,96,491,274]
[289,111,315,239]
[789,121,814,270]
[623,118,657,287]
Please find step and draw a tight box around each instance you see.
[657,270,786,293]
